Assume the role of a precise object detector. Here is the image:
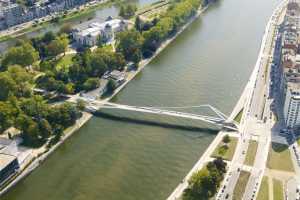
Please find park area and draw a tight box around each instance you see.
[273,178,284,200]
[211,135,238,161]
[244,140,258,166]
[257,176,269,200]
[267,143,294,172]
[232,171,250,200]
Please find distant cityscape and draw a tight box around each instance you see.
[0,0,95,30]
[276,0,300,131]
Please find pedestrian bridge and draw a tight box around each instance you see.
[85,100,239,131]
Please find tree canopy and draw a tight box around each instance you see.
[116,30,144,64]
[183,158,227,200]
[119,4,137,19]
[1,41,39,69]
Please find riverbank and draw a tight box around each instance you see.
[0,1,212,196]
[0,112,92,196]
[104,5,210,102]
[167,0,288,199]
[0,0,116,43]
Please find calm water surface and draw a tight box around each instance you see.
[3,0,281,199]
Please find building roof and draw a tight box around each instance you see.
[3,127,21,138]
[0,153,17,171]
[110,70,125,80]
[75,19,126,37]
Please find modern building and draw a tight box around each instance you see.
[0,154,19,185]
[284,83,300,128]
[72,19,128,47]
[0,137,32,186]
[108,70,126,86]
[280,0,300,129]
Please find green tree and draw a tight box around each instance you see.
[83,78,100,91]
[59,24,73,35]
[1,41,39,69]
[8,65,33,98]
[222,134,230,144]
[45,34,69,58]
[119,4,137,19]
[116,30,144,64]
[106,79,116,94]
[76,99,86,111]
[0,73,17,101]
[0,101,16,132]
[183,158,227,200]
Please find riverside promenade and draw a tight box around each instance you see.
[167,0,288,199]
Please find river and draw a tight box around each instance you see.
[2,0,281,199]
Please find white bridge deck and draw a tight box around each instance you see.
[83,99,239,131]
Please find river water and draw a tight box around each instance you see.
[2,0,281,199]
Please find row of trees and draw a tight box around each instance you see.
[31,31,69,59]
[0,65,80,146]
[119,4,137,19]
[183,158,227,200]
[36,46,126,93]
[116,0,202,66]
[141,0,201,57]
[0,24,81,146]
[1,41,39,70]
[0,30,70,71]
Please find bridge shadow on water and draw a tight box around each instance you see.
[94,111,219,137]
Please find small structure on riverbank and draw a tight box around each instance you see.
[0,137,33,187]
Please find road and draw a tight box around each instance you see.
[0,0,108,39]
[216,1,288,200]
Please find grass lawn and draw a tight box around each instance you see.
[244,140,258,166]
[55,54,75,71]
[234,109,243,124]
[273,178,284,200]
[257,176,269,200]
[267,142,294,172]
[232,171,251,200]
[297,138,300,146]
[211,136,238,161]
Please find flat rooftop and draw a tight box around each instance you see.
[0,154,16,171]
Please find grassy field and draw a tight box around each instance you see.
[55,54,75,71]
[211,136,238,161]
[256,176,269,200]
[273,178,284,200]
[267,142,294,172]
[232,171,251,200]
[297,137,300,146]
[233,109,243,124]
[244,140,258,166]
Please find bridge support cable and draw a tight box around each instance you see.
[99,102,238,131]
[80,99,239,131]
[142,104,229,120]
[101,105,222,122]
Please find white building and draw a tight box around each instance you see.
[72,19,128,47]
[284,83,300,128]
